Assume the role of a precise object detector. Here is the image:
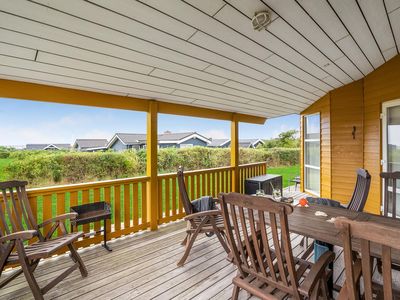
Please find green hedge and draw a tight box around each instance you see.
[5,147,299,186]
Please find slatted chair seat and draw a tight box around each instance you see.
[6,232,84,263]
[177,166,230,267]
[191,213,225,228]
[220,193,335,300]
[0,180,88,300]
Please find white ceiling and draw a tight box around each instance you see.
[0,0,399,118]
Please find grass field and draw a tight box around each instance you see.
[267,165,300,188]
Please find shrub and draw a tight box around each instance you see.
[5,147,299,186]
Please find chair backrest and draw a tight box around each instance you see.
[347,168,371,212]
[0,181,38,238]
[177,167,193,215]
[335,217,400,300]
[380,171,400,218]
[220,192,300,297]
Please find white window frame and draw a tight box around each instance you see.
[180,144,193,149]
[304,113,321,196]
[381,99,400,215]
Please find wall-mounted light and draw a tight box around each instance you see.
[252,11,271,31]
[352,126,356,139]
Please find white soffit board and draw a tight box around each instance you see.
[0,0,397,119]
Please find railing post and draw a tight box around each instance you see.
[146,101,158,230]
[231,114,239,192]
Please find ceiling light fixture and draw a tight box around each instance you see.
[252,11,271,31]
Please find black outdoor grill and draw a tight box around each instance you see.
[70,201,112,251]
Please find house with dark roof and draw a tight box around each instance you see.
[25,144,71,151]
[107,132,210,151]
[208,138,264,148]
[73,139,108,152]
[208,139,231,148]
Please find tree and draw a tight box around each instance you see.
[263,129,299,148]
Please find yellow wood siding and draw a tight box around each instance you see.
[363,55,400,213]
[330,80,363,204]
[301,54,400,214]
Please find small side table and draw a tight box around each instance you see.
[245,174,283,196]
[70,202,112,251]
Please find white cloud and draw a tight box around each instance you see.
[201,129,228,139]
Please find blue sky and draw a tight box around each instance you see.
[0,98,300,146]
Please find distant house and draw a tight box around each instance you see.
[239,139,265,148]
[73,139,108,152]
[208,139,231,148]
[107,132,210,151]
[208,138,264,148]
[107,133,147,151]
[25,144,71,151]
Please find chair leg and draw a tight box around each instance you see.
[215,230,230,254]
[16,242,43,300]
[177,231,197,267]
[67,244,88,277]
[232,284,240,300]
[181,234,188,246]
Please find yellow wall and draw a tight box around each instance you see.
[301,54,400,214]
[330,80,364,204]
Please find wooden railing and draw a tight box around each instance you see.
[24,161,267,248]
[238,162,268,193]
[26,176,150,249]
[157,162,267,225]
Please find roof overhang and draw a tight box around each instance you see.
[0,1,398,120]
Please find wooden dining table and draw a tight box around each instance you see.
[263,203,400,264]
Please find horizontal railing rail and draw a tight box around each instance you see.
[3,162,267,251]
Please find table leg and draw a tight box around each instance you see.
[102,219,112,252]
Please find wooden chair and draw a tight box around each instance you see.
[0,181,87,300]
[300,168,371,250]
[380,171,400,218]
[335,217,400,300]
[346,168,371,212]
[177,167,230,267]
[220,192,335,299]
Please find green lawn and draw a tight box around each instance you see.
[267,165,300,188]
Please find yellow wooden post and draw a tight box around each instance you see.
[231,115,239,192]
[146,101,158,230]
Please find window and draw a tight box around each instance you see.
[180,144,193,149]
[304,114,320,195]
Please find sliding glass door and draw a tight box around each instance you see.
[304,114,320,195]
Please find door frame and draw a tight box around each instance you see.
[382,99,400,172]
[381,99,400,214]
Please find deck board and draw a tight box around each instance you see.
[0,189,375,299]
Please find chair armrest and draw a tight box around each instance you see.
[184,210,221,221]
[299,251,335,296]
[38,212,78,228]
[0,230,37,243]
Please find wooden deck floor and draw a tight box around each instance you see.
[1,189,348,299]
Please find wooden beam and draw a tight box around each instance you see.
[0,79,149,112]
[231,115,239,192]
[0,79,266,124]
[158,101,266,124]
[146,101,158,231]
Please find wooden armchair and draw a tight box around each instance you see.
[220,192,335,299]
[335,217,400,299]
[0,181,87,300]
[177,167,230,267]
